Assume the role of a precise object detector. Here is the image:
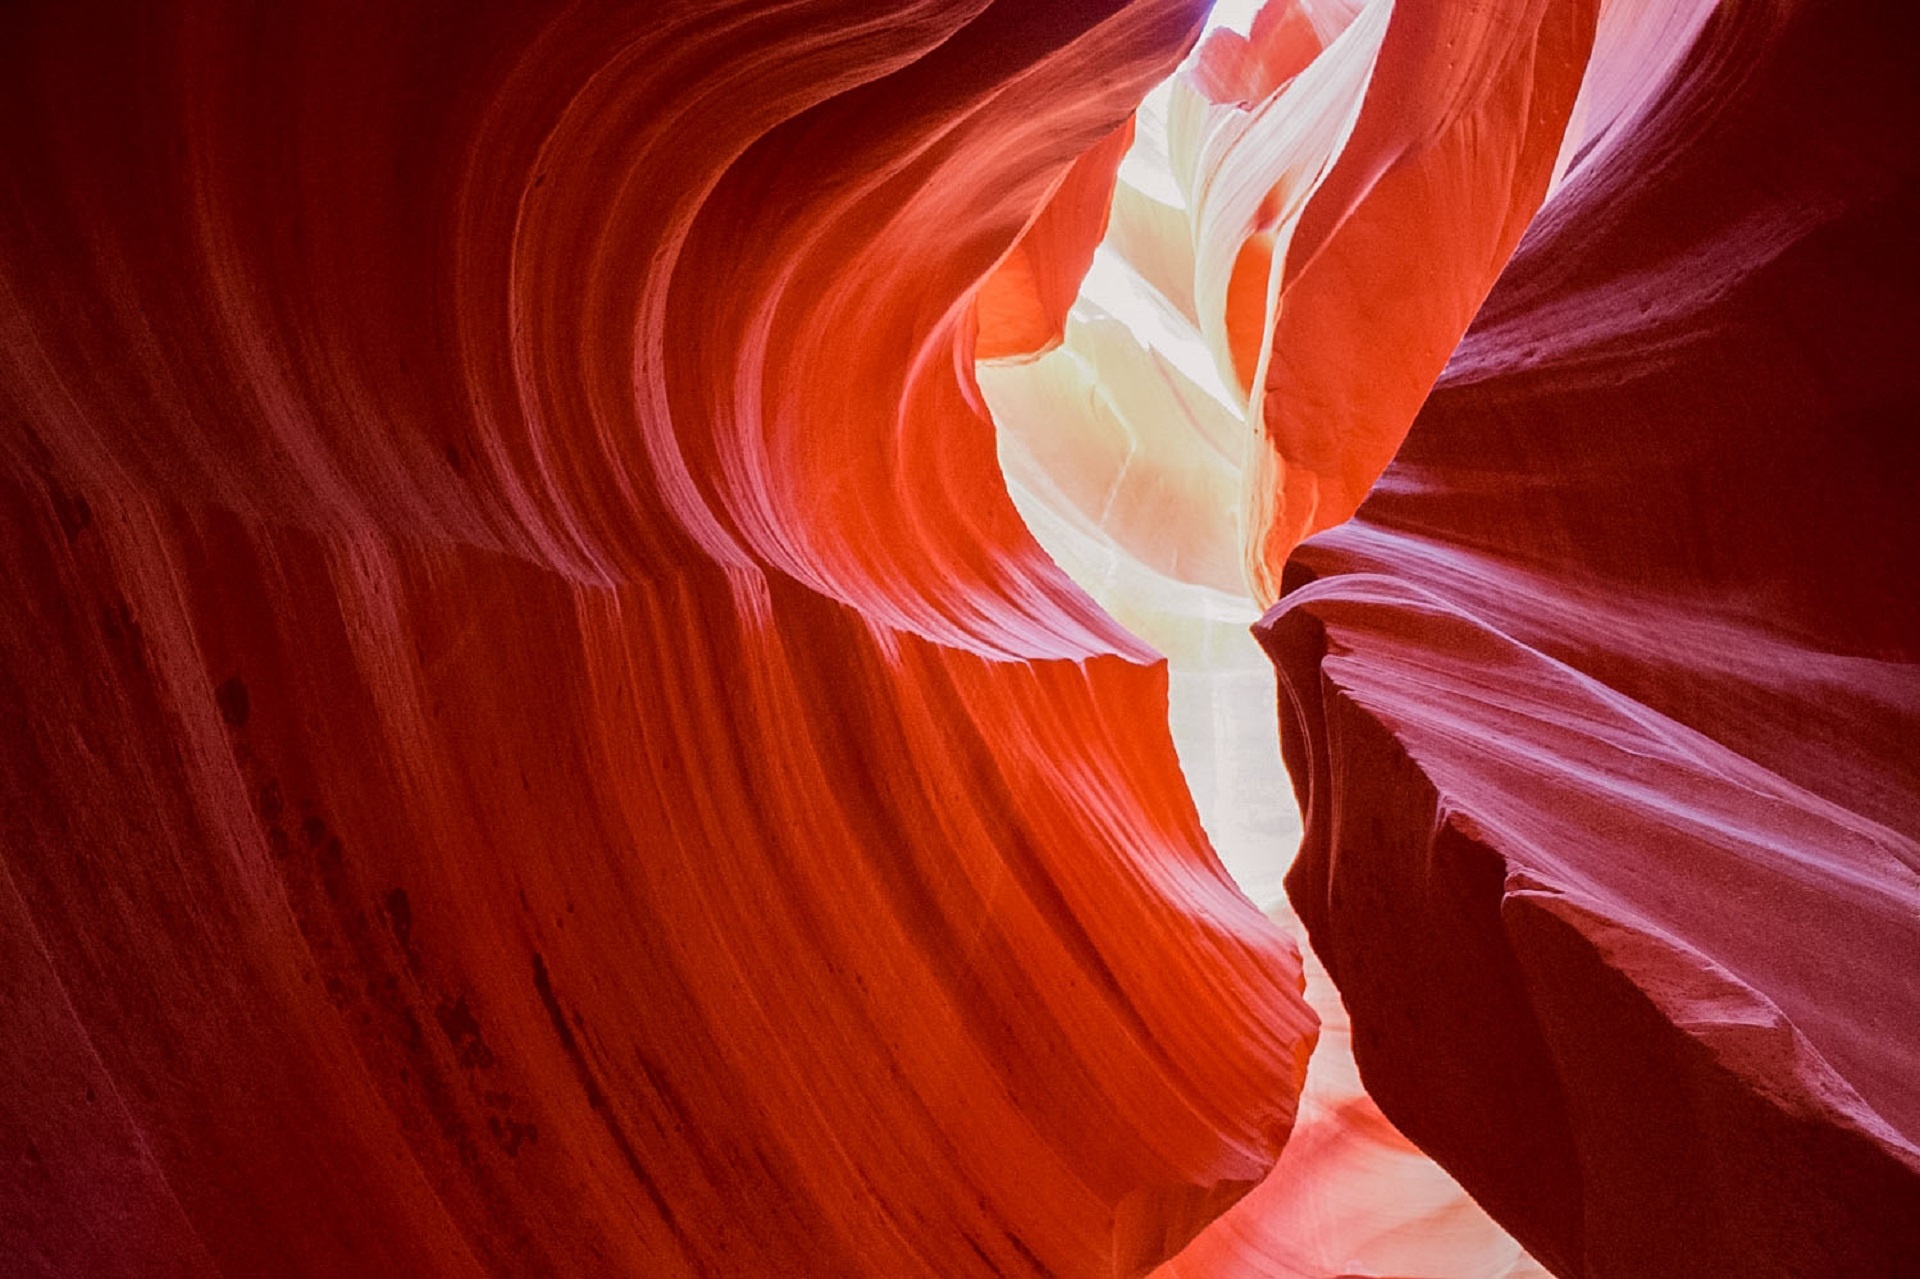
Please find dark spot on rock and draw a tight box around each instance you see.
[100,600,138,649]
[384,887,413,951]
[51,485,91,539]
[259,780,283,822]
[215,676,250,728]
[317,835,345,882]
[533,172,546,188]
[442,443,465,475]
[488,1113,538,1157]
[435,993,496,1070]
[84,1086,96,1104]
[302,816,327,848]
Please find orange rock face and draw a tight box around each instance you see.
[6,0,1918,1274]
[0,4,1317,1275]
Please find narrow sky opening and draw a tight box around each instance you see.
[976,0,1302,908]
[975,8,1550,1265]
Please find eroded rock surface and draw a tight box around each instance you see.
[1264,0,1920,1270]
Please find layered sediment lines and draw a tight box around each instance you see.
[0,4,1319,1275]
[9,0,1918,1273]
[1263,0,1920,1271]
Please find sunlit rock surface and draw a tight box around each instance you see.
[0,4,1321,1275]
[1264,0,1920,1271]
[6,0,1918,1273]
[983,1,1594,1271]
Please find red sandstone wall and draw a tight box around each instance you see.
[1264,0,1920,1271]
[5,0,1917,1274]
[0,5,1317,1275]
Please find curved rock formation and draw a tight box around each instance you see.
[8,0,1918,1272]
[0,4,1319,1275]
[1263,0,1920,1270]
[980,1,1601,1270]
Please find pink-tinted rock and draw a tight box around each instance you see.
[1261,0,1920,1271]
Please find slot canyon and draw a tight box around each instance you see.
[2,0,1915,1275]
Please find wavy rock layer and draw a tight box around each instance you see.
[0,4,1320,1276]
[982,1,1606,1270]
[1263,0,1920,1271]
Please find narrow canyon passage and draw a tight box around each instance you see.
[977,6,1568,1271]
[3,0,1917,1276]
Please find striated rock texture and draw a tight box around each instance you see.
[9,0,1919,1271]
[978,1,1600,1270]
[0,3,1321,1276]
[1263,0,1920,1272]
